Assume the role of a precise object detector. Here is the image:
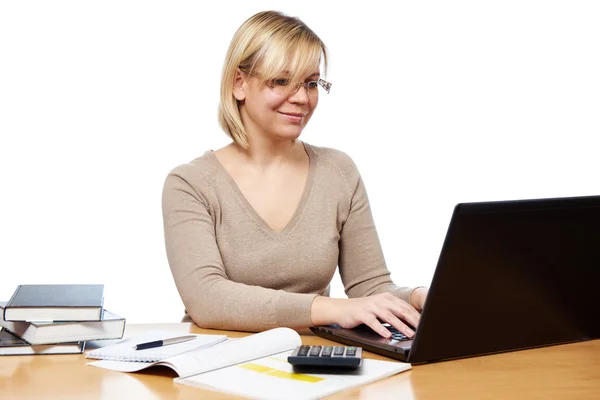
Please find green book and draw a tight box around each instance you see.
[4,284,104,322]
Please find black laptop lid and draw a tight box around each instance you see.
[409,195,600,363]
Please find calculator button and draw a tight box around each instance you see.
[309,346,322,356]
[297,345,310,356]
[288,345,363,369]
[321,346,333,357]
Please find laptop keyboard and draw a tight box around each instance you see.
[384,325,409,341]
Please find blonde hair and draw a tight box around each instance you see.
[218,11,328,148]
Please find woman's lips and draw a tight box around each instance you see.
[279,112,305,123]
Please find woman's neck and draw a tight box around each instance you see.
[233,137,305,169]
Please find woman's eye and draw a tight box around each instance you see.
[272,79,289,86]
[307,81,319,89]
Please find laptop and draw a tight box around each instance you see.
[311,195,600,363]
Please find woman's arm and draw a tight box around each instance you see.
[337,175,414,301]
[162,171,317,331]
[316,154,428,337]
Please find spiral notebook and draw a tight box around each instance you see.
[85,331,227,362]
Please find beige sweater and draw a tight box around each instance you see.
[162,142,415,331]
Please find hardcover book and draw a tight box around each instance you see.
[0,302,125,345]
[0,329,85,356]
[4,284,104,322]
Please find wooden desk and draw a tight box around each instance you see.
[1,323,599,399]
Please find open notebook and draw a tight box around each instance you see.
[85,331,227,362]
[86,328,411,400]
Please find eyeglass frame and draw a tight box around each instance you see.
[239,67,332,96]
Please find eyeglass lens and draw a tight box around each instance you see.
[269,79,328,97]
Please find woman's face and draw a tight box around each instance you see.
[237,70,320,143]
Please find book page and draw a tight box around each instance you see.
[169,327,301,378]
[176,350,412,400]
[87,327,301,378]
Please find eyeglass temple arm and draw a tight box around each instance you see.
[318,79,332,93]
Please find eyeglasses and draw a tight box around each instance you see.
[267,78,332,97]
[240,68,332,97]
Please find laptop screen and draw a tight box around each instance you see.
[409,195,600,363]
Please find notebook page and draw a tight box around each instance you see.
[85,331,227,362]
[87,328,300,377]
[170,327,301,378]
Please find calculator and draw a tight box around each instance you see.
[287,345,363,369]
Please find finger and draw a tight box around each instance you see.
[380,293,421,327]
[376,310,415,338]
[362,315,392,339]
[387,300,421,330]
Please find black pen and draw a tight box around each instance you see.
[132,335,197,350]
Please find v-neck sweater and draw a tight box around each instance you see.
[162,142,416,331]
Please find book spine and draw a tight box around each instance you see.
[5,285,23,309]
[119,318,126,338]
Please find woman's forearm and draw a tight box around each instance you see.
[310,296,343,326]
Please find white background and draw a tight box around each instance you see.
[1,1,598,323]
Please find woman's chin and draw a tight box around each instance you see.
[275,128,304,141]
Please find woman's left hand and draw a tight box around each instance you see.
[410,287,429,312]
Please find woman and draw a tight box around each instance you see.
[162,10,428,339]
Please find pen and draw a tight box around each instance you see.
[132,335,197,350]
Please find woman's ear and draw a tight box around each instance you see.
[233,69,246,101]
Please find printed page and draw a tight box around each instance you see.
[176,350,412,400]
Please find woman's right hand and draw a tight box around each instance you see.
[310,293,421,339]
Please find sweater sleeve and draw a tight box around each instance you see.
[162,169,317,332]
[337,161,416,304]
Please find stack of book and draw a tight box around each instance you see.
[0,284,125,355]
